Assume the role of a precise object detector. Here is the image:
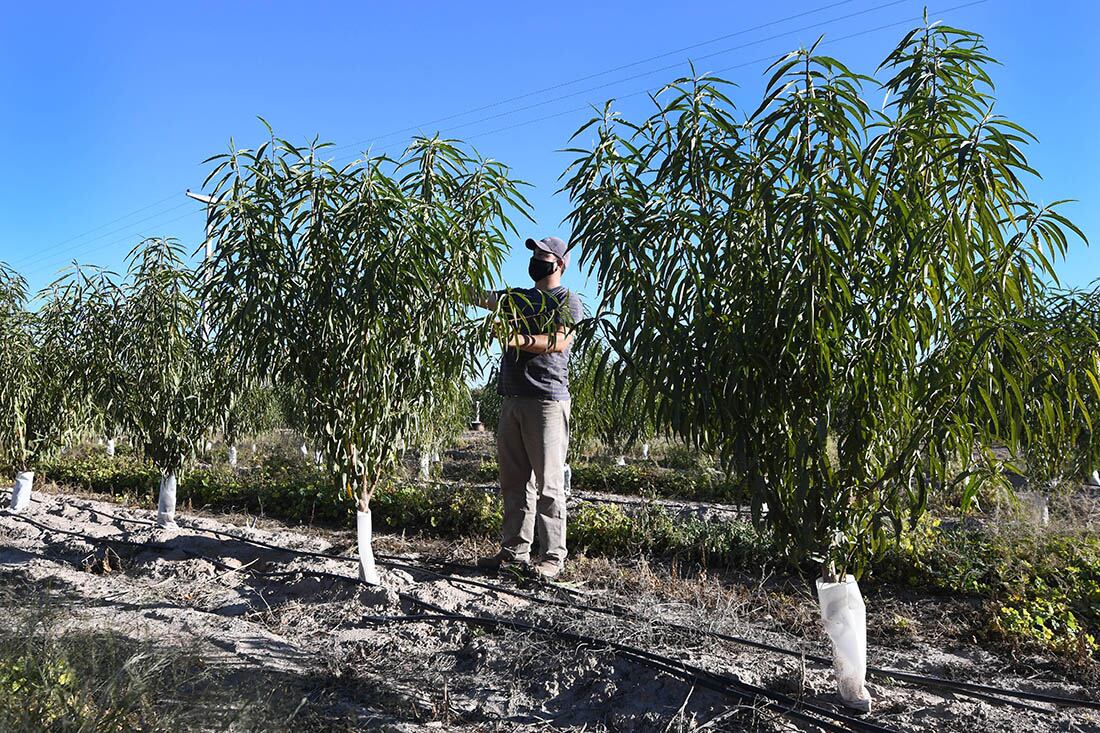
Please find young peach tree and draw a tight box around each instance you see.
[568,340,654,460]
[0,265,90,509]
[563,21,1092,709]
[980,284,1100,489]
[564,22,1091,576]
[201,130,530,582]
[70,239,223,526]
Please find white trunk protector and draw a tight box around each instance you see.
[641,443,650,460]
[106,439,116,457]
[419,453,431,480]
[9,471,34,512]
[357,510,381,585]
[1023,491,1049,526]
[1089,470,1100,487]
[228,446,238,467]
[816,575,872,712]
[157,474,178,527]
[615,455,627,467]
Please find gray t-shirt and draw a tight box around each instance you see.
[496,286,584,401]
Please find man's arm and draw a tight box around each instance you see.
[474,289,499,310]
[504,327,575,354]
[505,290,583,353]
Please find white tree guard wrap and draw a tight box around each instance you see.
[228,446,238,468]
[615,455,627,467]
[641,443,650,460]
[157,474,178,528]
[1028,492,1050,526]
[357,510,381,585]
[251,443,257,454]
[9,471,34,512]
[106,439,116,457]
[419,453,431,480]
[1038,497,1050,526]
[1089,470,1100,487]
[300,443,309,457]
[816,575,872,712]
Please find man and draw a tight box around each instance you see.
[476,236,583,580]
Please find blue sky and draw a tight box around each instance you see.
[1,0,1097,303]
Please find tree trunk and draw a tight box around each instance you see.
[816,575,871,712]
[357,474,380,584]
[9,471,33,512]
[156,473,178,528]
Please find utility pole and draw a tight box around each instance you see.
[186,190,217,336]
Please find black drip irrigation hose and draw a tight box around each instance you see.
[416,559,1062,715]
[2,510,892,733]
[393,594,893,733]
[362,612,886,733]
[14,494,1100,713]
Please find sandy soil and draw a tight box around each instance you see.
[1,487,1097,732]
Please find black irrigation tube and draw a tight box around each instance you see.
[416,559,1060,715]
[19,494,1100,713]
[362,612,883,733]
[391,596,893,733]
[3,510,890,733]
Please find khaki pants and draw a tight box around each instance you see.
[497,397,570,564]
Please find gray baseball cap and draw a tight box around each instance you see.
[525,236,571,269]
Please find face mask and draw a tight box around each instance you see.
[528,257,557,282]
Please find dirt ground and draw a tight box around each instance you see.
[1,485,1097,732]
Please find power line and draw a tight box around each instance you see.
[26,191,180,254]
[11,200,194,272]
[332,0,988,164]
[326,0,867,155]
[18,0,987,278]
[20,0,887,266]
[18,208,205,279]
[329,0,913,159]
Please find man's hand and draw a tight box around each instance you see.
[503,328,574,354]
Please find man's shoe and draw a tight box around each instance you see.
[475,551,527,572]
[533,559,563,580]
